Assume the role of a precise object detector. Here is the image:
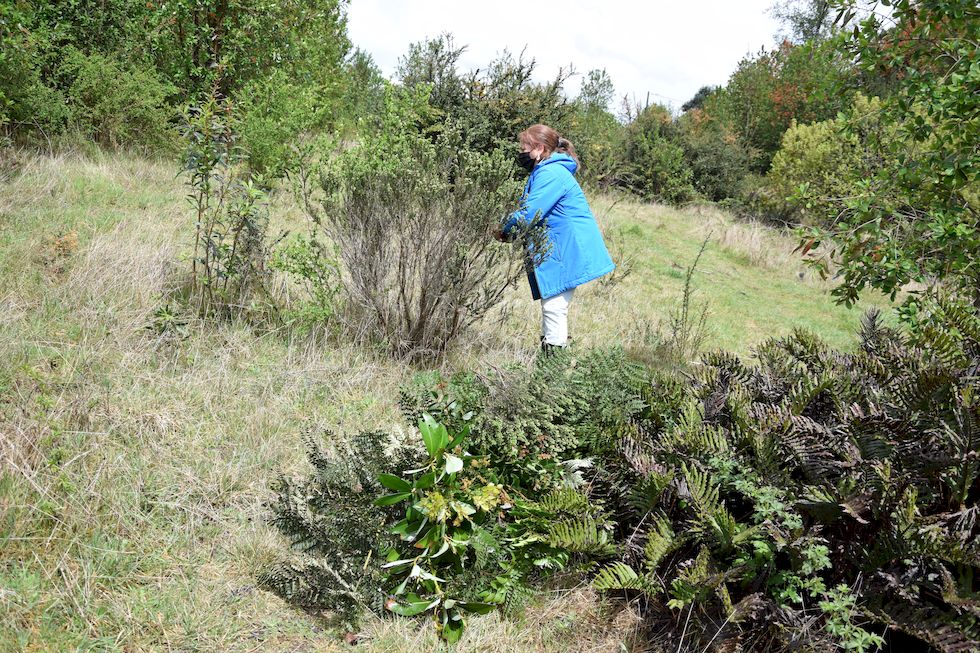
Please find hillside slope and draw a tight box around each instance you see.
[0,150,888,651]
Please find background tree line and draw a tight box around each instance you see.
[1,0,977,324]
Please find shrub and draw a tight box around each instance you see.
[621,104,695,204]
[592,310,980,652]
[565,106,626,190]
[269,232,341,335]
[0,3,69,140]
[259,429,422,627]
[62,49,177,151]
[299,88,543,361]
[233,70,332,178]
[396,34,575,156]
[180,93,274,319]
[766,115,859,225]
[676,108,751,202]
[398,347,648,489]
[798,0,979,309]
[765,94,896,226]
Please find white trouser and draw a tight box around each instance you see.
[541,288,575,346]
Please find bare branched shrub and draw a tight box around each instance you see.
[299,91,546,361]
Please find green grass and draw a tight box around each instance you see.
[0,149,891,651]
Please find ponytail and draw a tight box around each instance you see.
[555,136,579,166]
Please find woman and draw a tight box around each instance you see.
[496,124,615,351]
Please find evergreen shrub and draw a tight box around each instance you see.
[62,49,178,151]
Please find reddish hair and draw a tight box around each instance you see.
[520,123,579,166]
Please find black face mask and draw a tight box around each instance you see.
[517,151,536,173]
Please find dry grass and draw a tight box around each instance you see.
[0,148,888,651]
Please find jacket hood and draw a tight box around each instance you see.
[536,152,577,175]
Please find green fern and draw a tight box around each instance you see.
[547,517,617,558]
[643,514,678,571]
[592,561,663,597]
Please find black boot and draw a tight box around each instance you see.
[539,336,569,357]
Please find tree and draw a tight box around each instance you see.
[682,85,717,113]
[579,69,615,111]
[770,0,836,42]
[800,0,980,308]
[396,34,574,155]
[710,37,853,171]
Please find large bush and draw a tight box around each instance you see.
[61,49,177,151]
[396,34,574,157]
[565,69,628,190]
[0,0,351,151]
[298,88,542,360]
[261,346,648,640]
[621,103,695,204]
[233,70,331,177]
[765,94,898,226]
[799,0,980,309]
[676,108,751,202]
[0,3,69,139]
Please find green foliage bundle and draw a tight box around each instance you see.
[232,70,330,178]
[259,429,422,626]
[0,0,351,153]
[395,34,575,157]
[592,308,980,652]
[675,107,751,203]
[766,94,899,226]
[262,412,615,643]
[0,2,67,137]
[620,103,696,204]
[61,48,178,151]
[564,69,627,189]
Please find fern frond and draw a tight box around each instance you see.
[643,515,677,571]
[593,561,663,597]
[536,488,591,515]
[629,470,674,515]
[547,517,617,558]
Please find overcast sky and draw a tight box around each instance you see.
[346,1,782,112]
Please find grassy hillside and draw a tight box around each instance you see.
[0,150,890,652]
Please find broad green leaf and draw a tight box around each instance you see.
[442,616,464,644]
[387,597,438,617]
[378,473,412,493]
[459,601,495,615]
[381,558,415,570]
[421,413,448,457]
[375,492,411,506]
[430,541,451,558]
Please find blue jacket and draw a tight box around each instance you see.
[503,153,615,300]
